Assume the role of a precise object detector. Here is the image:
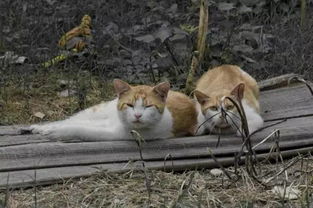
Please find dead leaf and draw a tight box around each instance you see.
[134,34,155,43]
[34,112,45,119]
[217,2,235,11]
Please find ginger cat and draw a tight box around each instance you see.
[31,79,198,140]
[194,65,263,135]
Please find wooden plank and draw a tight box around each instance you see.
[1,145,313,190]
[258,73,300,91]
[260,84,313,121]
[1,117,313,172]
[0,125,25,136]
[0,134,50,147]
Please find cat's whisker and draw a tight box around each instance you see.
[194,64,263,136]
[224,111,243,135]
[196,112,220,134]
[223,109,241,122]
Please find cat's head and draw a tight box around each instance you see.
[194,83,245,132]
[113,79,170,129]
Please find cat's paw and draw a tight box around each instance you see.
[30,124,55,135]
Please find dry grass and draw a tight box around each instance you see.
[0,68,115,125]
[1,157,312,208]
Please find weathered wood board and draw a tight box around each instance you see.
[0,80,313,189]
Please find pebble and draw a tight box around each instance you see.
[210,168,224,177]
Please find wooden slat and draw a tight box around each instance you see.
[258,73,299,91]
[1,145,313,190]
[0,134,50,147]
[260,84,313,121]
[1,117,313,172]
[0,125,25,136]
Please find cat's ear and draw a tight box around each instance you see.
[194,90,210,105]
[153,82,170,101]
[231,83,245,100]
[113,79,131,97]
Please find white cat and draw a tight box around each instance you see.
[31,79,198,140]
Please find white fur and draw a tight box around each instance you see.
[31,98,173,140]
[196,99,263,136]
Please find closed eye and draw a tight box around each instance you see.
[209,106,218,111]
[126,103,134,108]
[145,105,154,108]
[225,105,234,110]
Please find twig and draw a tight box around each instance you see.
[249,119,287,137]
[252,129,280,150]
[207,148,233,180]
[163,153,174,172]
[130,130,152,205]
[223,96,257,171]
[288,76,313,96]
[264,157,301,184]
[164,39,179,66]
[185,0,208,94]
[4,173,10,208]
[34,170,37,208]
[168,172,195,208]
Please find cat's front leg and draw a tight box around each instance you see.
[30,124,57,135]
[30,120,70,137]
[244,112,264,135]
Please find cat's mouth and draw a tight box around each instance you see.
[132,120,142,124]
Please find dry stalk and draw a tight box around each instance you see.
[252,129,280,150]
[130,130,152,205]
[168,172,195,208]
[185,0,208,94]
[264,157,301,184]
[4,173,10,208]
[300,0,307,28]
[207,148,233,180]
[33,170,38,208]
[288,76,313,96]
[163,153,174,171]
[223,96,257,174]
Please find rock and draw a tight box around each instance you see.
[57,79,73,88]
[134,34,155,43]
[210,168,224,177]
[57,89,77,97]
[0,51,28,65]
[217,2,235,12]
[33,112,45,119]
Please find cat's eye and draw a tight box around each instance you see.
[145,105,154,108]
[225,105,234,110]
[126,103,134,108]
[209,106,218,111]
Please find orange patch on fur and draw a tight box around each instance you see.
[115,81,198,137]
[195,64,260,113]
[117,85,166,113]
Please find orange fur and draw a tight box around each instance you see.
[115,80,198,137]
[166,91,198,136]
[195,64,260,113]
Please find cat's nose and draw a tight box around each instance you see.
[135,113,142,119]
